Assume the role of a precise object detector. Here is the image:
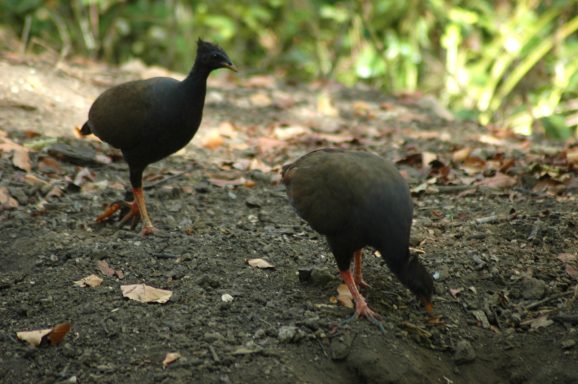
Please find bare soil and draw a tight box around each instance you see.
[1,54,577,384]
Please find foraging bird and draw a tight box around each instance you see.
[79,39,236,235]
[282,148,433,325]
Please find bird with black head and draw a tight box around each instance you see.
[282,148,434,328]
[80,39,236,235]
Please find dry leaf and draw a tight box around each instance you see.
[208,177,247,188]
[565,264,577,279]
[336,284,354,309]
[16,328,51,347]
[97,260,115,277]
[245,258,276,270]
[317,91,338,116]
[477,172,517,189]
[17,322,71,347]
[462,156,487,174]
[452,147,472,162]
[121,284,172,303]
[0,186,18,209]
[557,253,577,263]
[74,274,103,288]
[201,130,224,150]
[13,148,32,172]
[250,92,272,107]
[162,352,182,369]
[523,315,554,330]
[567,149,578,166]
[449,288,463,298]
[47,323,72,345]
[422,152,437,167]
[274,125,308,141]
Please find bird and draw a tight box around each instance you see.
[282,148,434,326]
[79,39,236,235]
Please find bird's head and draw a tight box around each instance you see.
[195,39,237,72]
[398,255,435,313]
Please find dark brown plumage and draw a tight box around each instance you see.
[80,39,236,235]
[282,148,433,325]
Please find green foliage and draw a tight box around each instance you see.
[1,0,577,139]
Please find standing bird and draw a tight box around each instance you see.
[80,39,236,235]
[282,148,433,326]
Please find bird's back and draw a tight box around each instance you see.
[85,77,196,166]
[282,148,413,256]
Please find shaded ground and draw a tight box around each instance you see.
[1,53,577,384]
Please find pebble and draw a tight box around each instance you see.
[278,325,298,343]
[561,340,575,350]
[330,333,352,360]
[453,339,476,364]
[520,277,546,300]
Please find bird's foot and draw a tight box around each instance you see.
[95,200,149,233]
[141,225,157,236]
[95,201,127,223]
[341,301,385,333]
[354,276,371,289]
[118,201,141,230]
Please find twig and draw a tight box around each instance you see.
[401,321,432,338]
[523,291,574,311]
[552,314,578,325]
[208,345,220,362]
[144,172,185,190]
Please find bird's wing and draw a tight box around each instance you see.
[282,149,356,235]
[87,78,177,150]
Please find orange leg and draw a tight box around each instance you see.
[353,249,371,289]
[94,187,156,236]
[340,269,383,331]
[131,187,156,236]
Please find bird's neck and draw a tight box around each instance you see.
[182,65,211,107]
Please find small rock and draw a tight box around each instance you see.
[434,265,450,281]
[520,277,546,300]
[330,333,352,360]
[561,339,576,350]
[278,325,298,343]
[221,293,234,302]
[298,267,313,282]
[310,267,334,286]
[454,340,476,364]
[204,332,225,343]
[245,196,261,208]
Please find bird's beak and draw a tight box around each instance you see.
[221,61,238,72]
[422,298,433,314]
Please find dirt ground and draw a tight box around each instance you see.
[1,52,577,384]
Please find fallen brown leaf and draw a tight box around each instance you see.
[567,148,578,167]
[47,323,72,346]
[565,264,577,279]
[16,322,72,347]
[557,253,577,263]
[336,284,354,309]
[250,92,272,107]
[245,258,276,270]
[121,284,172,303]
[74,274,103,288]
[162,352,182,369]
[208,177,247,188]
[452,147,472,162]
[461,156,486,174]
[0,186,18,209]
[97,260,115,277]
[477,172,517,189]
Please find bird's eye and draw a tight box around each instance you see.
[212,53,219,58]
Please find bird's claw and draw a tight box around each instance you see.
[341,303,385,333]
[355,278,371,289]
